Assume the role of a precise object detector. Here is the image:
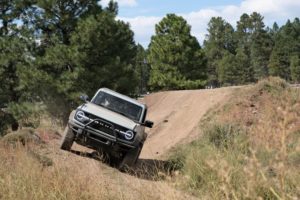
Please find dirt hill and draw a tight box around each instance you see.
[140,87,234,159]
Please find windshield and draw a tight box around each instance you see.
[92,91,143,122]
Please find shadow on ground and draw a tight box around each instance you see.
[130,158,177,180]
[70,149,177,181]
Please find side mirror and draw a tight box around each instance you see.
[80,94,89,102]
[144,120,154,128]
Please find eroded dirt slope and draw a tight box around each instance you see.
[140,87,234,159]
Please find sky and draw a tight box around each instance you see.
[101,0,300,47]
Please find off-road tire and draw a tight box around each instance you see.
[118,144,143,171]
[60,126,75,151]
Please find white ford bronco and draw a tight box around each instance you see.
[60,88,153,170]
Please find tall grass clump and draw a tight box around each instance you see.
[169,77,300,199]
[0,143,124,200]
[255,77,288,95]
[169,123,250,199]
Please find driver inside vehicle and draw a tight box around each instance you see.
[103,98,110,107]
[94,93,110,108]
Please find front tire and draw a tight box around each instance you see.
[60,126,75,151]
[118,144,143,171]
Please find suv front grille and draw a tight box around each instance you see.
[85,113,115,136]
[89,120,114,135]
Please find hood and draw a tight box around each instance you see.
[78,102,137,130]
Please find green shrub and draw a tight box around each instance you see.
[204,123,249,153]
[0,118,8,136]
[7,102,44,129]
[0,112,16,136]
[256,77,289,95]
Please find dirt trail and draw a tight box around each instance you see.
[140,87,234,159]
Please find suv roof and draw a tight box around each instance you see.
[93,88,147,109]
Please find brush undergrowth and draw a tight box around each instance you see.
[169,77,300,199]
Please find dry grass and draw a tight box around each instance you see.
[0,144,121,200]
[0,138,193,200]
[169,77,300,199]
[0,112,196,200]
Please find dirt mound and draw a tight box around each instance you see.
[140,87,235,159]
[202,77,300,147]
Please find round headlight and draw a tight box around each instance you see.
[124,130,134,140]
[76,111,86,122]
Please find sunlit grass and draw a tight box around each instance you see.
[169,77,300,199]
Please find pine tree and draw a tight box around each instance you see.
[148,14,206,90]
[34,0,102,46]
[249,12,273,81]
[217,52,234,86]
[235,12,272,82]
[26,0,104,120]
[203,17,236,87]
[4,1,138,124]
[235,47,251,84]
[268,22,279,41]
[268,35,288,79]
[0,0,37,132]
[135,45,150,94]
[71,12,138,96]
[290,56,300,83]
[235,13,253,82]
[269,18,300,80]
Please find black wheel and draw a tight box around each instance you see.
[60,126,75,151]
[118,144,143,171]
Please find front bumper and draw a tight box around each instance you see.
[69,118,137,150]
